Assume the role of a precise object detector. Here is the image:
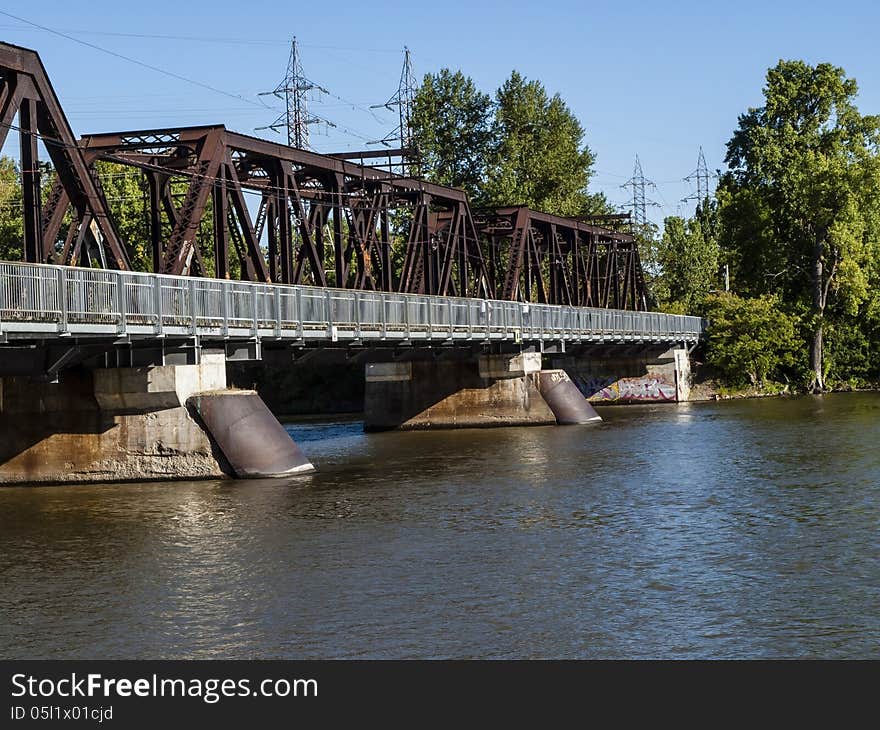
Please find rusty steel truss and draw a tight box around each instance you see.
[0,43,128,270]
[476,207,647,311]
[1,41,647,310]
[68,125,495,300]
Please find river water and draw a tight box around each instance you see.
[1,394,879,659]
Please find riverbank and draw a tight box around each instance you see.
[689,375,880,401]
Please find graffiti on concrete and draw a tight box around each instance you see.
[589,376,676,402]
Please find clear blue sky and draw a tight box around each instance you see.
[2,0,878,225]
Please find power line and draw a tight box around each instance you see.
[0,16,400,152]
[0,24,401,52]
[0,10,265,109]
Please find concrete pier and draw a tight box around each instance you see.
[363,352,603,431]
[0,354,312,484]
[363,353,555,431]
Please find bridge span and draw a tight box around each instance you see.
[0,260,704,485]
[0,40,706,485]
[0,262,701,358]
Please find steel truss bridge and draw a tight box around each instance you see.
[1,41,650,314]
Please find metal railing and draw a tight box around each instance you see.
[0,262,704,345]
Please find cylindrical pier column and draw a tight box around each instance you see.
[537,370,601,425]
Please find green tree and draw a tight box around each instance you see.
[94,161,151,270]
[704,293,802,387]
[657,200,721,309]
[0,156,23,261]
[719,60,880,390]
[485,71,603,216]
[411,69,494,200]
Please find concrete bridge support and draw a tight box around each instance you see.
[0,354,312,485]
[552,347,692,403]
[363,352,600,431]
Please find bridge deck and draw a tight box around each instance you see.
[0,263,704,348]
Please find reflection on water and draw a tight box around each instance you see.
[2,394,879,658]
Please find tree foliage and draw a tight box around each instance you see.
[94,161,151,270]
[656,200,721,310]
[0,156,22,261]
[718,60,880,389]
[704,293,801,387]
[411,69,494,200]
[485,71,601,216]
[411,69,608,217]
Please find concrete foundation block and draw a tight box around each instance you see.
[365,362,413,382]
[556,347,692,403]
[0,371,226,484]
[478,351,542,379]
[364,359,556,431]
[93,353,227,412]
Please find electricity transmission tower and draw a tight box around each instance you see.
[257,37,335,150]
[621,155,657,230]
[370,47,417,174]
[682,147,713,205]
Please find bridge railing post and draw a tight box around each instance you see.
[251,286,259,339]
[36,266,46,315]
[324,289,336,342]
[446,298,453,340]
[296,287,304,340]
[116,271,127,335]
[56,267,68,335]
[220,280,229,338]
[426,296,433,339]
[188,278,197,336]
[0,266,5,337]
[153,276,163,337]
[274,286,282,339]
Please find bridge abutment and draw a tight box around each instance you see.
[552,346,692,403]
[0,354,312,485]
[363,352,600,430]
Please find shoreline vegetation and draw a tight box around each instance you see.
[689,371,880,401]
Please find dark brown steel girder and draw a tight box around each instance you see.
[76,124,492,297]
[0,42,128,269]
[475,206,647,311]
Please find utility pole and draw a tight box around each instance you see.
[682,146,712,206]
[257,37,335,150]
[370,47,417,175]
[621,155,657,231]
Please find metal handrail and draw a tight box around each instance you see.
[0,262,705,344]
